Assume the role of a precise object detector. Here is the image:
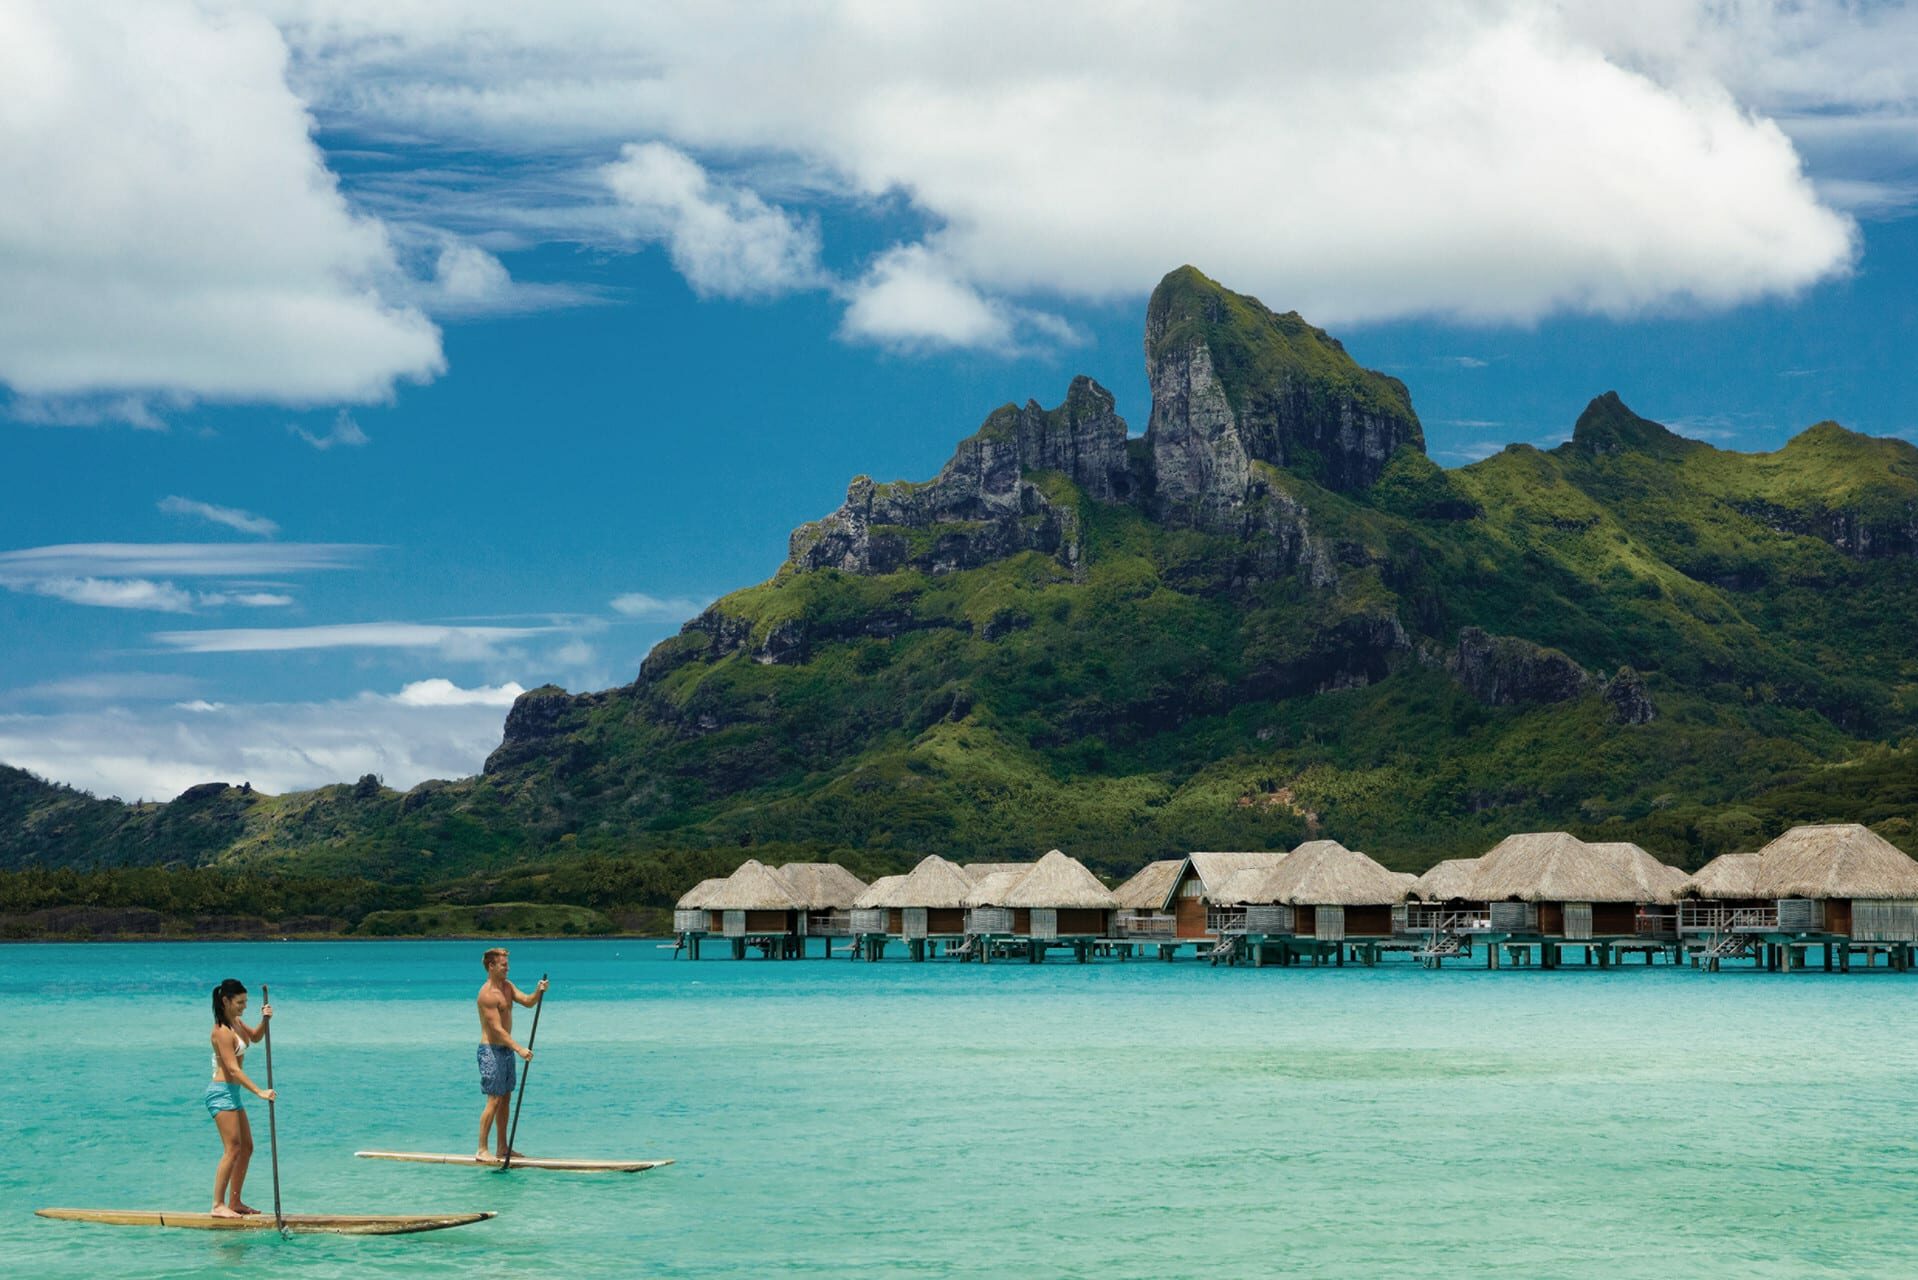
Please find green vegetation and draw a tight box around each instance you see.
[6,315,1918,915]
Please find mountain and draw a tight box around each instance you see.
[6,265,1918,886]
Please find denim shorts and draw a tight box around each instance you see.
[204,1081,245,1116]
[478,1043,517,1097]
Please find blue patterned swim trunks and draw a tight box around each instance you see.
[478,1043,516,1096]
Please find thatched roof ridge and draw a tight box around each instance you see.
[1263,841,1414,905]
[1466,832,1648,903]
[676,877,727,910]
[855,854,975,908]
[1111,859,1183,911]
[774,862,869,909]
[1412,858,1480,902]
[1744,824,1918,899]
[1584,841,1686,905]
[1003,850,1117,909]
[1213,865,1282,904]
[962,869,1030,907]
[961,862,1030,883]
[1682,851,1760,899]
[853,875,906,909]
[701,859,802,910]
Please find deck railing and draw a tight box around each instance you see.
[1113,912,1175,939]
[1634,910,1678,939]
[1207,908,1247,936]
[806,911,853,937]
[1678,902,1780,934]
[1398,905,1490,934]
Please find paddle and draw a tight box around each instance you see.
[261,983,284,1235]
[500,972,547,1172]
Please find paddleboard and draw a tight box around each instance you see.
[356,1150,673,1173]
[35,1208,494,1235]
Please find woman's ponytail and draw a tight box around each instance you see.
[211,978,247,1027]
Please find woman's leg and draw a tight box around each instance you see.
[212,1110,245,1215]
[228,1113,256,1212]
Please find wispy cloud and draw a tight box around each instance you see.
[290,411,371,451]
[153,621,560,655]
[0,543,368,577]
[1437,355,1490,369]
[7,672,204,704]
[158,496,279,538]
[7,395,168,430]
[21,577,197,612]
[610,591,710,620]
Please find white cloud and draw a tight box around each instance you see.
[158,496,280,538]
[0,542,366,577]
[255,0,1870,331]
[0,1,444,405]
[153,621,559,655]
[8,672,203,703]
[20,577,197,613]
[0,684,520,799]
[601,143,824,299]
[7,394,169,430]
[609,591,709,620]
[392,677,525,707]
[291,410,371,450]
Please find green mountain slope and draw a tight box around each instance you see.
[6,266,1918,885]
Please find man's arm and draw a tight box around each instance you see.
[510,978,548,1008]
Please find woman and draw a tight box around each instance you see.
[206,978,274,1218]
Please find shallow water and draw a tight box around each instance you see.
[4,940,1917,1278]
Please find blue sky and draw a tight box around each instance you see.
[3,1,1917,800]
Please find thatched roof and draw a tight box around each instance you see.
[1411,859,1480,902]
[852,875,906,909]
[774,862,869,909]
[853,854,975,908]
[962,868,1030,907]
[701,859,802,910]
[960,862,1030,883]
[675,877,727,910]
[1212,865,1282,904]
[1111,859,1183,911]
[1743,824,1918,899]
[1182,851,1286,900]
[1001,849,1116,909]
[1584,841,1686,905]
[1682,851,1760,899]
[1465,832,1650,903]
[1266,841,1416,905]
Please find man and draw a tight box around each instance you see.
[476,947,547,1163]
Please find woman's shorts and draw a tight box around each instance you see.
[204,1082,245,1117]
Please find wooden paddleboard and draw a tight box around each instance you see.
[356,1150,673,1173]
[35,1208,494,1235]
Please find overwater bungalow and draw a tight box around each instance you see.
[961,866,1031,941]
[849,874,906,950]
[696,859,804,958]
[1160,851,1288,943]
[851,855,975,959]
[1458,832,1684,968]
[775,862,869,954]
[999,850,1117,961]
[1680,824,1918,971]
[1214,840,1415,965]
[1110,859,1182,946]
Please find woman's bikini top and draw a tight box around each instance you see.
[212,1025,248,1078]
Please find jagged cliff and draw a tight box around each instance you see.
[8,265,1918,880]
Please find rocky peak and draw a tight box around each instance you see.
[1143,266,1422,528]
[1568,392,1701,459]
[785,378,1128,577]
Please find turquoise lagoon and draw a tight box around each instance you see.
[4,940,1917,1278]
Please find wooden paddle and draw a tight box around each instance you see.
[500,973,547,1172]
[261,983,283,1234]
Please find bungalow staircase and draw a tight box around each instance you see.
[1699,925,1751,970]
[1416,913,1468,969]
[1206,936,1240,966]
